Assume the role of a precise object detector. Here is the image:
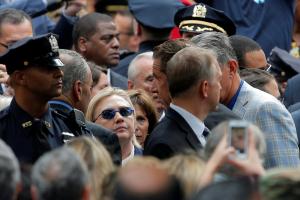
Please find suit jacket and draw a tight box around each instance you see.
[291,110,300,147]
[144,107,203,159]
[204,104,240,130]
[232,81,300,168]
[109,70,128,90]
[284,74,300,109]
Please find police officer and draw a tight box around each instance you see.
[174,3,236,39]
[112,0,184,77]
[268,47,300,98]
[0,33,90,164]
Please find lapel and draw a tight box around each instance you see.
[165,108,202,150]
[232,82,250,118]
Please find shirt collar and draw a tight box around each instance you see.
[170,103,206,145]
[122,144,135,166]
[227,80,244,110]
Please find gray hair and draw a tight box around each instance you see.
[0,139,20,200]
[59,49,89,94]
[167,46,216,98]
[191,32,237,65]
[31,147,89,200]
[127,51,153,81]
[0,8,31,36]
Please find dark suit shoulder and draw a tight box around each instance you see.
[86,121,122,166]
[204,104,240,130]
[110,70,128,89]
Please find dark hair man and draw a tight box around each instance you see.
[0,34,90,164]
[144,46,222,159]
[73,12,127,89]
[191,32,300,168]
[49,49,122,165]
[31,147,90,200]
[152,39,239,128]
[229,35,268,70]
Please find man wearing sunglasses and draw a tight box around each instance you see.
[229,35,270,71]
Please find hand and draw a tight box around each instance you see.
[200,135,235,187]
[0,64,9,84]
[64,0,87,17]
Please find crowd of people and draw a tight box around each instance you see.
[1,0,300,199]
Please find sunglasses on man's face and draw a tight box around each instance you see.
[94,107,134,121]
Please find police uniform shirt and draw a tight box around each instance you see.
[0,98,74,164]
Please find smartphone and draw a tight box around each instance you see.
[227,120,249,159]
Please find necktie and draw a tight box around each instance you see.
[203,126,211,138]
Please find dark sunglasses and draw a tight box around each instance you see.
[94,107,134,121]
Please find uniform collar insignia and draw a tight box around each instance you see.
[22,121,32,128]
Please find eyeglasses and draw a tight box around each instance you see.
[94,107,134,121]
[0,42,9,49]
[265,63,272,72]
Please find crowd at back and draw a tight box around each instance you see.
[1,0,300,200]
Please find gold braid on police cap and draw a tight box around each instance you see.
[179,20,227,35]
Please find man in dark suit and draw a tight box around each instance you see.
[144,46,222,159]
[152,39,239,128]
[73,13,127,89]
[49,49,122,165]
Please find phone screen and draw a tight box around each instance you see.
[231,127,247,153]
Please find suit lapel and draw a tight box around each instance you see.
[232,82,250,118]
[166,108,202,150]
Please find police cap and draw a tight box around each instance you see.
[128,0,184,29]
[268,47,300,82]
[0,33,63,75]
[174,3,236,36]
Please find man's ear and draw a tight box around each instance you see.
[200,80,209,98]
[77,36,88,53]
[13,70,26,86]
[228,59,239,77]
[73,80,83,102]
[128,80,134,90]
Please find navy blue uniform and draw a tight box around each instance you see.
[0,99,83,164]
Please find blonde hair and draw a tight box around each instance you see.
[67,136,115,200]
[86,87,141,149]
[86,87,134,122]
[163,154,206,199]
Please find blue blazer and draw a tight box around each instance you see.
[232,81,300,168]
